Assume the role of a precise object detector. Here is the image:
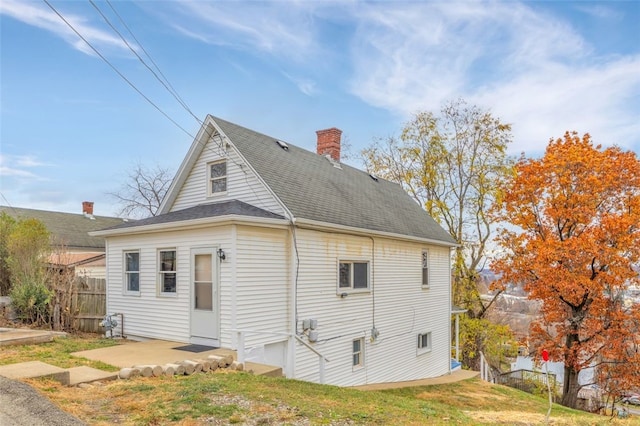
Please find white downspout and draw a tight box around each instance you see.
[287,219,298,378]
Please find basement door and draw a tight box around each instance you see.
[189,248,219,346]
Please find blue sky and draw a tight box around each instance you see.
[1,0,639,217]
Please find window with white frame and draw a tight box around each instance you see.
[352,338,364,367]
[124,251,139,293]
[422,250,429,288]
[417,332,432,353]
[338,261,369,291]
[158,249,177,294]
[208,160,227,196]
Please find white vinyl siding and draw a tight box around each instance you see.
[170,134,284,216]
[105,227,232,343]
[294,229,451,386]
[233,226,289,349]
[104,223,289,351]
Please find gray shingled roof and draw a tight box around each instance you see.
[101,200,284,231]
[213,116,455,244]
[0,206,126,250]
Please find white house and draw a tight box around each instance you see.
[92,116,457,386]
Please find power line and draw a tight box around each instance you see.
[42,0,195,139]
[46,0,269,208]
[105,0,196,123]
[90,0,202,125]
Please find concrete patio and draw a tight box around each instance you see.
[72,339,235,369]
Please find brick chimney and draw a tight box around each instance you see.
[316,128,342,162]
[82,201,94,215]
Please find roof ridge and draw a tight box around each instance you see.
[208,115,402,188]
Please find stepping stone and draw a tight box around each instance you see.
[67,366,117,386]
[0,361,69,385]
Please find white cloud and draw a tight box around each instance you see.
[474,56,640,154]
[0,154,48,180]
[346,2,640,154]
[282,73,318,96]
[0,0,135,56]
[154,1,322,62]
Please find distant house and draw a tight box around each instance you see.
[0,203,126,279]
[92,116,457,386]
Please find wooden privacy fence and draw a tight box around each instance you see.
[72,277,106,333]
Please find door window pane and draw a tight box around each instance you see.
[195,282,213,310]
[195,254,212,282]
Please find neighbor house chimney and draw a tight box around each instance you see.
[316,128,342,162]
[82,201,94,215]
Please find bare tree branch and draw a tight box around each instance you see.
[107,162,173,219]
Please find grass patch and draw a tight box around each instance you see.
[0,335,119,371]
[6,336,637,425]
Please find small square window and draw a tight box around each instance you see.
[422,250,429,288]
[124,251,139,293]
[417,332,432,353]
[338,261,369,292]
[159,250,177,294]
[208,161,227,195]
[352,338,364,367]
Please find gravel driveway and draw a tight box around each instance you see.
[0,376,85,425]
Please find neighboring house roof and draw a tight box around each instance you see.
[0,206,126,251]
[101,200,284,231]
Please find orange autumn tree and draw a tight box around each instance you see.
[492,132,640,409]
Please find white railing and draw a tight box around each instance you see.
[479,351,494,383]
[231,329,330,384]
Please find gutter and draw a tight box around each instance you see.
[293,217,458,247]
[88,215,289,237]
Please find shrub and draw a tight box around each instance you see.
[9,279,51,324]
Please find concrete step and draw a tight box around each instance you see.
[0,328,64,347]
[0,361,70,385]
[245,362,282,378]
[67,366,118,386]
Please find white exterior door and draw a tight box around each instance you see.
[190,248,219,346]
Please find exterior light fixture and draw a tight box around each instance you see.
[217,248,226,260]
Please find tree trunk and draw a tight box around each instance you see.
[562,365,580,408]
[53,302,61,331]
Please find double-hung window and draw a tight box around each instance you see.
[124,251,140,293]
[422,250,429,288]
[338,261,369,292]
[208,160,227,196]
[159,249,177,294]
[352,338,364,367]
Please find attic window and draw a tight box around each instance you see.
[369,174,379,182]
[208,160,227,196]
[275,140,289,151]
